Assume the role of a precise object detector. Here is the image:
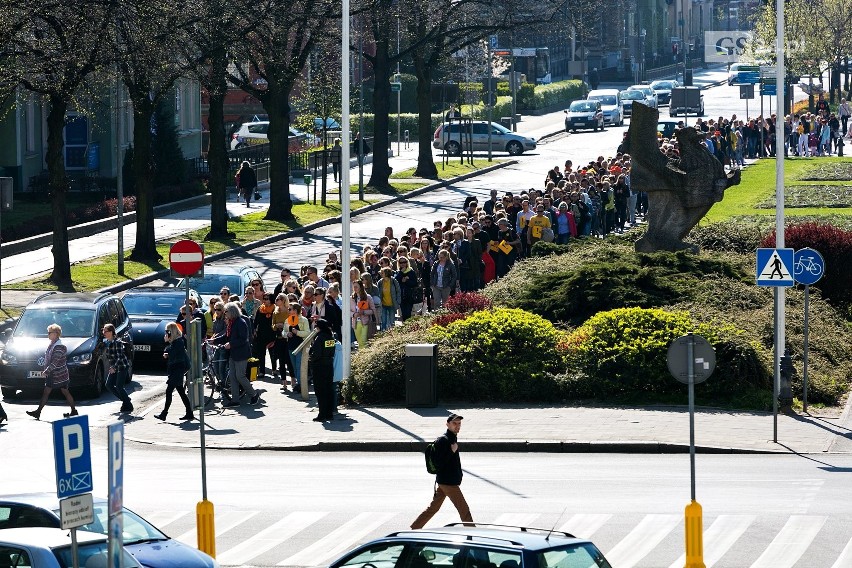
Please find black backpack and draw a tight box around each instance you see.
[424,435,446,474]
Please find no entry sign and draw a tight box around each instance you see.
[169,240,204,277]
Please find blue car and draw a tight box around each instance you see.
[0,493,217,568]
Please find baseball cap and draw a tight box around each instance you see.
[447,413,464,422]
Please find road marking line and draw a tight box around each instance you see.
[667,515,755,568]
[492,513,540,528]
[558,514,612,539]
[142,511,189,529]
[174,510,259,546]
[750,515,826,568]
[605,514,680,568]
[277,511,396,566]
[830,535,852,568]
[217,511,326,566]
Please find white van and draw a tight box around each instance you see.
[587,89,624,126]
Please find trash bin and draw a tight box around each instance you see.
[303,174,312,185]
[246,357,260,382]
[500,117,513,129]
[405,344,437,407]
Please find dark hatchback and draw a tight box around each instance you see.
[328,524,612,568]
[0,292,132,399]
[122,287,201,359]
[0,493,217,568]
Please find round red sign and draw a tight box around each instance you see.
[169,240,204,276]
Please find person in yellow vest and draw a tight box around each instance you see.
[526,204,552,247]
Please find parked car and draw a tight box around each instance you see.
[619,89,647,117]
[649,79,680,105]
[0,292,133,399]
[121,287,202,358]
[327,523,613,568]
[230,121,312,152]
[432,121,536,156]
[176,265,261,305]
[586,89,624,126]
[0,493,217,568]
[0,528,142,568]
[563,100,604,132]
[314,117,342,130]
[629,84,658,108]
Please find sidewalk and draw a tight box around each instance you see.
[121,375,852,454]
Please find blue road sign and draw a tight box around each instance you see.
[52,415,93,498]
[756,248,795,286]
[794,247,825,285]
[738,71,761,84]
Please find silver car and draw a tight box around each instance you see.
[432,121,536,156]
[629,84,658,108]
[0,527,142,568]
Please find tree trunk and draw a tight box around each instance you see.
[413,52,438,179]
[205,48,232,239]
[128,98,161,261]
[263,89,294,221]
[368,41,393,188]
[46,95,72,288]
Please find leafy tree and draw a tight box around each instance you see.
[228,0,337,220]
[113,0,197,261]
[4,0,115,287]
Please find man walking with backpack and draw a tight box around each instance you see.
[411,414,474,529]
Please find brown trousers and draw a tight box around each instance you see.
[410,483,473,529]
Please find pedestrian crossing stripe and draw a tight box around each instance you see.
[756,248,795,286]
[149,508,852,567]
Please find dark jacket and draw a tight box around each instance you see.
[309,329,336,368]
[164,336,190,384]
[238,166,257,190]
[395,267,420,305]
[434,430,463,485]
[324,299,343,340]
[227,316,251,361]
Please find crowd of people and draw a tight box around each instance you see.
[658,94,850,167]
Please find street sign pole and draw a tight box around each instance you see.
[775,0,786,444]
[803,285,810,412]
[794,247,825,413]
[687,334,696,501]
[487,40,493,162]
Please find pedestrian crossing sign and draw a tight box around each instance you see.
[756,248,795,286]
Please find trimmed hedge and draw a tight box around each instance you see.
[562,307,769,402]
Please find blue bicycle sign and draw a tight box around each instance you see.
[793,248,825,285]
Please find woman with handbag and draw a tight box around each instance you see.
[156,322,193,421]
[351,281,376,349]
[236,161,257,208]
[26,324,77,420]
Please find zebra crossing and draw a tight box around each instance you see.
[138,507,852,567]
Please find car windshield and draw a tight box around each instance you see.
[51,503,167,544]
[537,543,612,568]
[122,294,186,317]
[590,95,617,106]
[622,91,644,100]
[14,308,96,338]
[53,540,139,567]
[651,81,673,90]
[180,274,242,296]
[570,102,597,112]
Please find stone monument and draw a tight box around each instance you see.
[625,103,741,252]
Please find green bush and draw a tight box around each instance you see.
[532,80,588,110]
[688,219,771,254]
[563,307,769,401]
[344,308,568,404]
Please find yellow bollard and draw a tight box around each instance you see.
[197,499,216,558]
[684,500,705,568]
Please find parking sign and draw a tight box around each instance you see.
[52,415,93,499]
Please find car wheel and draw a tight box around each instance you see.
[445,141,461,156]
[87,362,106,399]
[1,386,16,399]
[572,128,578,133]
[506,141,524,156]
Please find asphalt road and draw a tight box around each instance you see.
[2,443,851,568]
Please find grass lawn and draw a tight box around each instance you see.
[5,200,375,292]
[323,181,430,195]
[706,157,852,223]
[390,158,505,180]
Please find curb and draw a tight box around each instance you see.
[93,160,516,296]
[121,435,787,454]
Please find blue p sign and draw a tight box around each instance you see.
[52,415,93,499]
